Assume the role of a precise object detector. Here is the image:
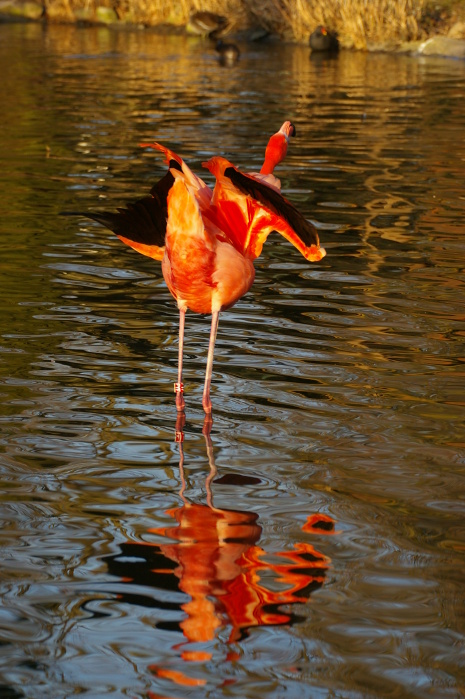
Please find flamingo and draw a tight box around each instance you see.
[84,122,326,414]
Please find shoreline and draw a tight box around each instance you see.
[1,0,465,60]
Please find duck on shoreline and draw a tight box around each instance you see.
[187,11,230,39]
[309,26,339,52]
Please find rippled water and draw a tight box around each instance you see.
[0,22,464,699]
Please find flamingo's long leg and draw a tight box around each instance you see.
[175,308,186,412]
[202,311,219,414]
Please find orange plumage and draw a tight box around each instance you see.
[85,121,326,414]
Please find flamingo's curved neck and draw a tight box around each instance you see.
[260,122,294,175]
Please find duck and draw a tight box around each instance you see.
[215,39,240,65]
[187,11,229,39]
[309,26,339,52]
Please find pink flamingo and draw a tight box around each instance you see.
[85,122,326,413]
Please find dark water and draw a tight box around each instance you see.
[0,22,464,699]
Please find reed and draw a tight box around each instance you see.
[114,0,247,29]
[248,0,426,48]
[45,0,434,48]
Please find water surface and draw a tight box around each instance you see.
[0,22,464,699]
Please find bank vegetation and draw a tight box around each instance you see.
[2,0,465,49]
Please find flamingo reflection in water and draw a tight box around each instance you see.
[84,122,326,415]
[104,420,336,695]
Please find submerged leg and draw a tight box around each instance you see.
[202,311,219,414]
[174,308,186,412]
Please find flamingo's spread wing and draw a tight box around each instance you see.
[223,166,326,262]
[203,157,325,261]
[84,142,213,262]
[85,163,181,261]
[142,142,213,213]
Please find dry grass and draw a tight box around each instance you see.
[43,0,440,49]
[114,0,248,29]
[250,0,426,48]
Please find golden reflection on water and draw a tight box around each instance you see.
[1,21,464,699]
[104,422,336,696]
